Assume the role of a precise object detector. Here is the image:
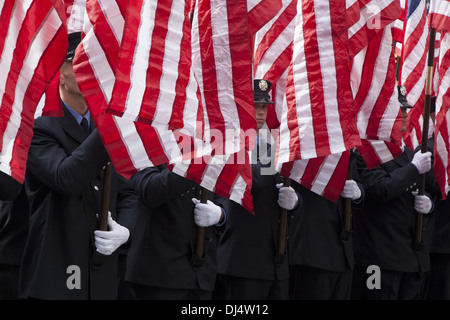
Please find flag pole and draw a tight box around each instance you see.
[92,162,112,269]
[189,0,208,262]
[414,27,436,251]
[99,162,112,231]
[341,150,353,241]
[276,177,290,262]
[194,187,208,261]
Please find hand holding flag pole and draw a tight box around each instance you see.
[414,27,437,251]
[341,150,353,242]
[99,162,112,231]
[193,187,208,267]
[276,177,290,264]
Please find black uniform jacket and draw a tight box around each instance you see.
[19,105,138,300]
[431,193,450,255]
[353,147,437,272]
[215,141,302,281]
[0,187,28,267]
[288,184,359,273]
[0,172,22,201]
[126,164,224,292]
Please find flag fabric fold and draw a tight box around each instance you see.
[0,0,68,183]
[429,0,450,30]
[74,0,254,212]
[346,0,401,59]
[277,0,361,164]
[431,0,450,198]
[401,0,429,150]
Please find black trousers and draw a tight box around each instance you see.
[130,282,212,300]
[216,274,289,300]
[0,264,20,300]
[423,253,450,300]
[289,265,353,300]
[351,264,426,300]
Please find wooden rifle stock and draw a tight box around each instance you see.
[343,151,353,238]
[277,177,290,257]
[99,162,112,231]
[195,187,208,259]
[415,27,436,251]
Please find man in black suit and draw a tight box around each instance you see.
[288,156,363,300]
[18,32,139,300]
[351,146,435,299]
[0,172,22,201]
[213,79,302,300]
[126,166,227,300]
[0,172,25,299]
[351,94,437,299]
[425,191,450,300]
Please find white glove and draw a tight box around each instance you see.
[412,191,433,214]
[341,180,361,200]
[192,198,223,227]
[411,151,432,174]
[94,211,130,255]
[276,183,298,210]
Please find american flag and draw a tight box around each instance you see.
[276,151,350,203]
[253,0,347,202]
[277,0,361,165]
[430,0,450,198]
[191,0,256,155]
[73,0,254,212]
[392,0,407,43]
[350,22,405,172]
[36,0,85,119]
[356,139,403,169]
[401,0,429,150]
[105,0,201,130]
[429,0,450,29]
[248,0,283,36]
[169,151,254,213]
[253,0,296,131]
[0,0,68,183]
[346,0,401,59]
[254,0,402,202]
[351,25,403,145]
[253,0,296,83]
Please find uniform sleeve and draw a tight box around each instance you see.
[129,165,196,209]
[26,121,110,196]
[355,151,421,203]
[115,173,140,233]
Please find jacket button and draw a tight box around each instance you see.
[94,186,99,191]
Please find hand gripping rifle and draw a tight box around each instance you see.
[92,162,112,269]
[191,187,208,269]
[341,150,353,242]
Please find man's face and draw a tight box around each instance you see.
[59,61,82,96]
[255,103,268,130]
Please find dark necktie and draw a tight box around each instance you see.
[80,117,90,135]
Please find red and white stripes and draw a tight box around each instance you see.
[73,0,254,211]
[432,1,450,198]
[191,0,256,155]
[401,0,429,149]
[351,25,403,144]
[347,0,401,59]
[429,0,450,30]
[277,0,360,163]
[0,0,68,183]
